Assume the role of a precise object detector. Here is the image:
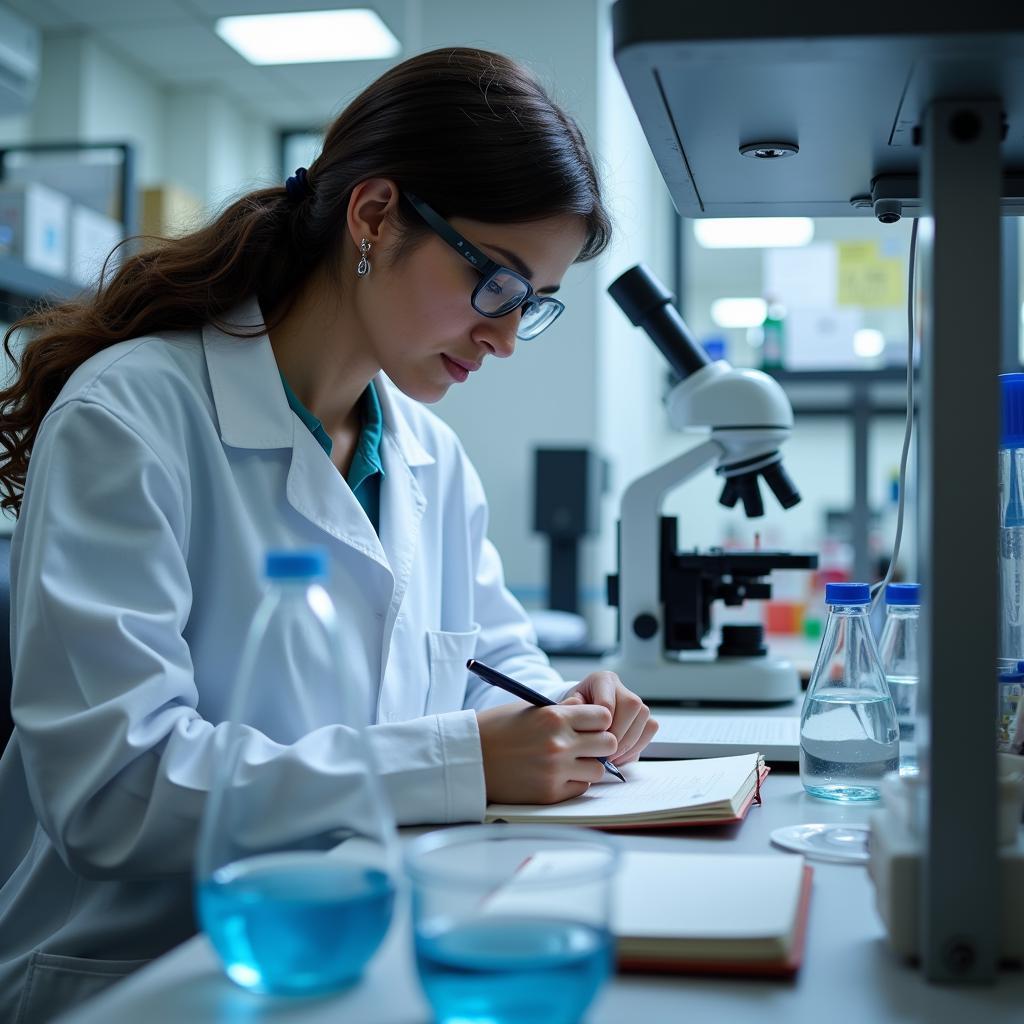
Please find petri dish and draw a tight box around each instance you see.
[770,823,871,863]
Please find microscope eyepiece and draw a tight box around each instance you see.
[607,264,711,380]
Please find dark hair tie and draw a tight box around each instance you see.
[285,166,310,202]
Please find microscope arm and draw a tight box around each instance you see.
[617,438,725,668]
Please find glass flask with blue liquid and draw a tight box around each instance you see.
[800,582,899,801]
[406,826,618,1024]
[877,582,920,776]
[194,549,398,997]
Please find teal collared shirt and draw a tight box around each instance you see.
[280,373,385,532]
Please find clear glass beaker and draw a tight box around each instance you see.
[800,582,899,801]
[194,549,399,996]
[406,826,619,1024]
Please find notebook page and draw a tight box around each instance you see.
[486,850,805,940]
[645,715,800,760]
[615,851,805,939]
[485,753,758,821]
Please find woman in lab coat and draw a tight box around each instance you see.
[0,46,656,1021]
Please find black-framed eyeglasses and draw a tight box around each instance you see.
[403,192,566,341]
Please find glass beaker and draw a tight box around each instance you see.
[800,582,899,801]
[406,826,619,1024]
[194,549,398,996]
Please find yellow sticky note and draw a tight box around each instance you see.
[837,242,905,308]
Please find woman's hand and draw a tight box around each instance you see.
[561,671,658,766]
[476,700,618,806]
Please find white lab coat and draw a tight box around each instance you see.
[0,299,568,1022]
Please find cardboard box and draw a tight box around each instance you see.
[0,181,70,278]
[69,204,123,288]
[140,184,203,239]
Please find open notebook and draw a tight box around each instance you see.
[487,849,813,977]
[484,752,768,828]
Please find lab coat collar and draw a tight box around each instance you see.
[201,298,435,469]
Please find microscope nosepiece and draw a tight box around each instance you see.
[718,453,802,517]
[762,462,802,509]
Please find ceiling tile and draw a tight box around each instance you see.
[266,58,394,103]
[96,23,243,77]
[1,0,69,29]
[46,0,194,28]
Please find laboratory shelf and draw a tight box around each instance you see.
[0,255,81,303]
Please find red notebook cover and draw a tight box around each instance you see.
[617,863,814,978]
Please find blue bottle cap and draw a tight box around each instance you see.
[265,548,327,580]
[824,582,871,605]
[885,582,920,605]
[1000,373,1024,449]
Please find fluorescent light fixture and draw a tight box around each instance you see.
[216,9,400,65]
[853,328,886,359]
[711,298,768,329]
[694,218,815,249]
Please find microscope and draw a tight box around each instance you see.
[604,265,817,704]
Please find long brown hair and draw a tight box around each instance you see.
[0,46,610,514]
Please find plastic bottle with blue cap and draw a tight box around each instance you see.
[799,582,899,801]
[877,582,920,776]
[999,374,1024,669]
[194,548,398,996]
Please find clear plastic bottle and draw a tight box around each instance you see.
[999,373,1024,669]
[877,582,920,776]
[194,549,398,996]
[760,300,786,370]
[800,582,899,801]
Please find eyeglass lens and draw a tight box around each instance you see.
[474,270,530,316]
[517,301,561,339]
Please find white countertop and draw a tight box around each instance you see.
[57,771,1024,1024]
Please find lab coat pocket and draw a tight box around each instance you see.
[16,950,149,1024]
[425,625,481,714]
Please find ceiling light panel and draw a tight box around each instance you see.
[216,9,400,65]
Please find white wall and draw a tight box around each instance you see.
[24,30,275,212]
[163,90,277,215]
[420,0,676,645]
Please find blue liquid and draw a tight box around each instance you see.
[197,852,394,995]
[416,916,612,1024]
[800,689,899,801]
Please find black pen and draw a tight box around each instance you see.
[466,659,627,783]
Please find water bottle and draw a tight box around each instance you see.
[194,549,398,996]
[999,373,1024,668]
[800,582,899,801]
[877,582,920,776]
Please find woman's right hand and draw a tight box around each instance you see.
[476,697,618,805]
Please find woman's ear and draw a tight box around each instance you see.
[346,178,400,248]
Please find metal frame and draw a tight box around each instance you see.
[918,99,1001,981]
[0,141,136,236]
[0,140,136,315]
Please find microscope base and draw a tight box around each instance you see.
[603,653,801,704]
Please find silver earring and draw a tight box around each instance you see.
[356,238,372,277]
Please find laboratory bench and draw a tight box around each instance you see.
[56,770,1024,1024]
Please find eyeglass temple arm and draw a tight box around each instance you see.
[403,192,497,275]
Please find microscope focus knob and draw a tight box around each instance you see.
[632,613,659,640]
